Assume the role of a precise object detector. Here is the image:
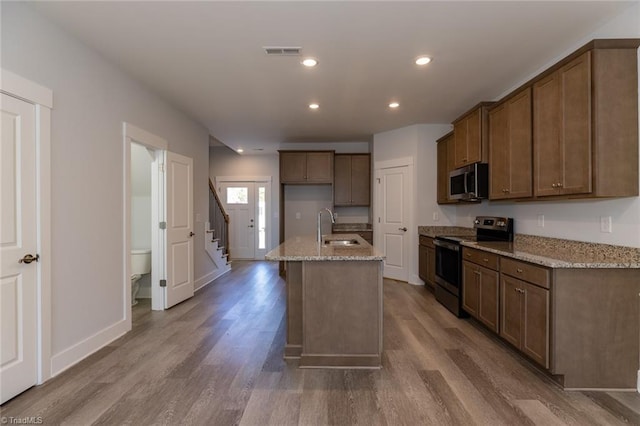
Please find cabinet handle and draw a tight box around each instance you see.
[483,258,489,262]
[466,253,471,257]
[516,268,523,273]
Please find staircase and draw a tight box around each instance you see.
[205,179,231,280]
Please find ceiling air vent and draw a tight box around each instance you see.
[264,46,302,56]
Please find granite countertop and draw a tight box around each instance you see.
[265,234,385,261]
[418,226,475,238]
[462,235,640,269]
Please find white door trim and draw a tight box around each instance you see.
[0,69,53,384]
[374,156,414,170]
[123,123,168,314]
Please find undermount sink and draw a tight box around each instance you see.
[323,238,360,246]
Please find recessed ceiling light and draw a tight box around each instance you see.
[236,148,244,153]
[415,56,432,65]
[389,102,400,108]
[309,103,319,109]
[302,58,318,67]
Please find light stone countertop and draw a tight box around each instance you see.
[462,235,640,269]
[265,234,385,261]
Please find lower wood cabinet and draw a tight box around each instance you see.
[462,261,499,332]
[418,236,436,287]
[500,274,549,368]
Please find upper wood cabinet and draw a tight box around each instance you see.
[334,154,370,206]
[279,151,334,184]
[532,42,639,199]
[436,132,457,204]
[489,87,533,200]
[452,103,493,168]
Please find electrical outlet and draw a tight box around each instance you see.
[537,214,544,227]
[600,216,612,233]
[433,212,439,222]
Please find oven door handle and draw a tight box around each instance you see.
[434,239,460,252]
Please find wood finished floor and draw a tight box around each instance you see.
[2,260,639,425]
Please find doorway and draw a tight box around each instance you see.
[374,158,413,282]
[123,123,195,316]
[216,177,271,259]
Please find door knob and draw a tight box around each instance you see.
[19,254,39,264]
[399,227,408,232]
[248,225,254,228]
[189,232,195,237]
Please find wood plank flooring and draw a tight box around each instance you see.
[2,260,639,425]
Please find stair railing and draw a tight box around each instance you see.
[209,179,230,261]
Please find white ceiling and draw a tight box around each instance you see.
[33,1,637,153]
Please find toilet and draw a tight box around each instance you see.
[131,249,151,306]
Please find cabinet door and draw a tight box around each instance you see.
[280,152,307,183]
[500,275,522,348]
[334,155,352,205]
[454,119,468,168]
[466,108,482,164]
[507,88,533,198]
[437,135,456,204]
[418,244,428,282]
[350,155,370,206]
[306,152,333,183]
[489,103,509,199]
[521,282,549,368]
[559,52,592,196]
[534,73,562,196]
[462,262,480,317]
[426,247,436,286]
[478,266,499,333]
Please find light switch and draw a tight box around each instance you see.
[296,212,301,220]
[433,212,439,222]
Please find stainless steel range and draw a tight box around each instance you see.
[434,217,514,317]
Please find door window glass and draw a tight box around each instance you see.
[258,187,266,249]
[226,187,248,204]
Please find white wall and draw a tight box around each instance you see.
[284,185,334,239]
[457,3,640,248]
[2,3,215,372]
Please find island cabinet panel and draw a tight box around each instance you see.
[452,103,492,168]
[436,132,457,204]
[284,262,303,358]
[489,87,533,200]
[334,154,370,206]
[300,260,382,368]
[279,151,334,184]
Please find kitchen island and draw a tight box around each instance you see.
[265,234,385,368]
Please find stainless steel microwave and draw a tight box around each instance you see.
[449,163,488,201]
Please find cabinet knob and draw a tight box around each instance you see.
[516,268,523,273]
[551,183,557,188]
[557,182,563,188]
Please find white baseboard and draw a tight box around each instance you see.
[51,318,129,377]
[408,273,422,286]
[194,266,231,292]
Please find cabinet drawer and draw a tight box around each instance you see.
[419,236,435,248]
[463,248,499,270]
[501,258,550,289]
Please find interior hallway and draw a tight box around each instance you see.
[1,261,639,425]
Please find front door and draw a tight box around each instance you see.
[220,182,256,259]
[377,165,411,281]
[164,151,194,309]
[0,93,38,403]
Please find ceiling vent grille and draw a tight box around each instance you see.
[264,46,302,56]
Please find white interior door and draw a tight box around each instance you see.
[164,151,194,308]
[220,182,256,259]
[377,165,411,281]
[0,94,38,403]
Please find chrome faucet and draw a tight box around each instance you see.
[317,208,336,242]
